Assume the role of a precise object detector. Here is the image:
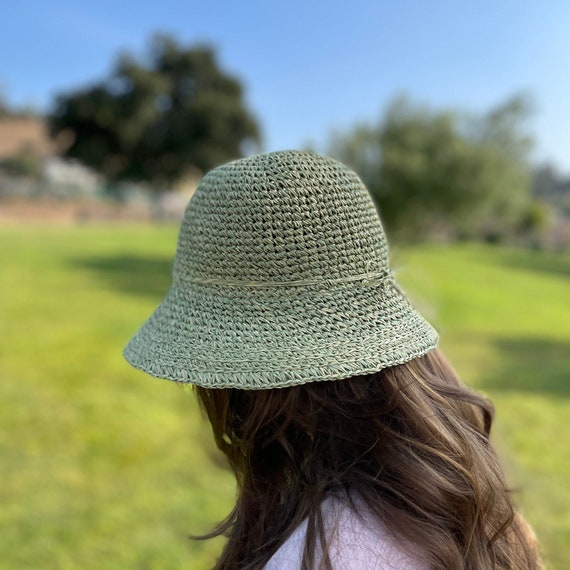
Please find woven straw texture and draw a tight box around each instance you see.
[124,150,438,389]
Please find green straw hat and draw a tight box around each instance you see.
[124,150,438,389]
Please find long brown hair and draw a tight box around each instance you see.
[194,348,543,569]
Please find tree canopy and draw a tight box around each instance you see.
[48,35,261,186]
[330,94,534,242]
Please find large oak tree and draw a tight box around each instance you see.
[49,35,261,186]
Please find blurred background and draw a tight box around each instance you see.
[1,1,569,568]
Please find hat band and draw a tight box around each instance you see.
[173,269,394,288]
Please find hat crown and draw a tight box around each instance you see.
[125,150,439,388]
[173,150,389,285]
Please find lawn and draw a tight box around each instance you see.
[1,225,568,569]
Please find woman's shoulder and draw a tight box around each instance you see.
[264,493,429,570]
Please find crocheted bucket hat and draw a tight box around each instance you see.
[124,150,438,389]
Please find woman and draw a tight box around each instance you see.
[124,150,543,569]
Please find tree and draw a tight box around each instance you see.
[48,35,261,186]
[533,163,570,217]
[329,94,533,242]
[0,89,8,118]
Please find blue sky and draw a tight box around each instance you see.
[2,0,569,172]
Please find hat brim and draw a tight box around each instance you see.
[123,275,438,390]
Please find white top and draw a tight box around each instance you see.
[264,495,429,570]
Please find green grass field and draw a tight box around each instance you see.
[1,225,569,569]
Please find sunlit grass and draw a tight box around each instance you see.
[1,226,568,569]
[1,225,233,570]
